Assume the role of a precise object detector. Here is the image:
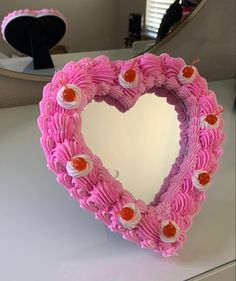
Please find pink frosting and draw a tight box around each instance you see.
[38,53,224,257]
[1,9,66,40]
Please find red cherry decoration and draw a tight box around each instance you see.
[123,69,136,83]
[198,172,210,185]
[120,207,135,221]
[162,222,177,238]
[182,66,194,78]
[71,157,88,171]
[205,114,218,125]
[63,88,77,102]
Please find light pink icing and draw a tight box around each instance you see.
[1,9,66,40]
[38,53,224,257]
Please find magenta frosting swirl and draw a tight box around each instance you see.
[38,53,224,257]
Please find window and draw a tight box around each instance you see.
[145,0,175,35]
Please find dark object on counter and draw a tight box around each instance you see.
[125,13,142,48]
[4,15,66,69]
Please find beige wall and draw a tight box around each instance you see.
[150,0,236,81]
[115,0,146,48]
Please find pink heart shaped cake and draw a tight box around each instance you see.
[38,53,224,257]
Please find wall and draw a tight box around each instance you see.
[115,0,146,48]
[150,0,236,81]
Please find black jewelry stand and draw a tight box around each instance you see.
[4,15,66,69]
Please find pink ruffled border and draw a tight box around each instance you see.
[38,53,224,257]
[1,9,66,40]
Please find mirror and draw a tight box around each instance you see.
[82,94,180,204]
[0,0,206,76]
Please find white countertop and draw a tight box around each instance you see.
[0,79,235,281]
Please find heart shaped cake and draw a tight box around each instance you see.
[38,53,224,256]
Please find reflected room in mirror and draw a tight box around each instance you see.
[0,0,206,76]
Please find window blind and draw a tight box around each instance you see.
[145,0,175,33]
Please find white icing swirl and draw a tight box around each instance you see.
[118,203,141,229]
[178,65,197,84]
[118,71,139,89]
[192,169,211,191]
[56,84,81,109]
[200,115,220,129]
[66,154,93,178]
[160,220,180,243]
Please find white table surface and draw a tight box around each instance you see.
[0,48,138,76]
[0,79,235,281]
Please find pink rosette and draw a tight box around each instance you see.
[195,149,216,171]
[122,229,141,244]
[164,77,181,92]
[47,112,81,143]
[89,56,115,96]
[199,92,221,115]
[91,55,114,84]
[62,61,81,80]
[39,97,62,117]
[40,135,55,160]
[52,70,69,87]
[88,180,122,209]
[51,141,81,168]
[141,239,158,249]
[42,83,54,100]
[95,210,112,225]
[157,233,185,257]
[79,197,100,212]
[171,192,195,216]
[200,128,224,149]
[48,155,66,174]
[170,211,191,232]
[63,63,94,99]
[181,177,195,192]
[135,213,159,242]
[160,53,185,77]
[189,190,207,203]
[193,75,208,95]
[57,172,73,190]
[139,53,162,89]
[37,114,50,135]
[69,186,90,201]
